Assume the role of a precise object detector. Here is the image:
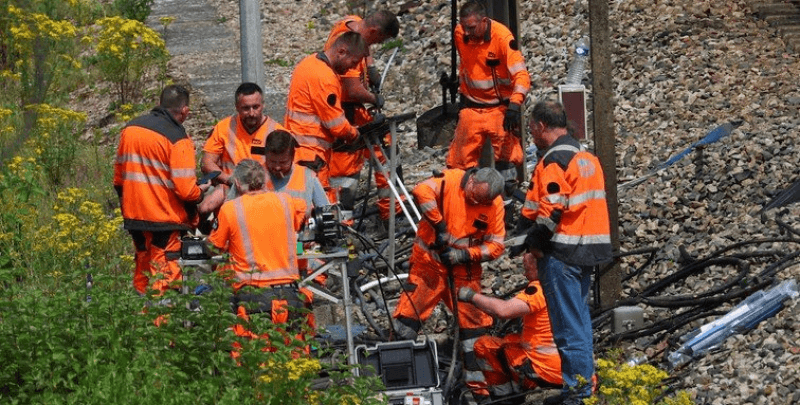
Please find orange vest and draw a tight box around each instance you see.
[209,191,307,290]
[517,280,561,383]
[284,53,358,166]
[522,135,613,266]
[113,107,202,231]
[202,114,285,174]
[412,169,505,275]
[455,19,530,106]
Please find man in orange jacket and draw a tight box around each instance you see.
[457,251,562,404]
[284,31,367,203]
[324,10,402,220]
[392,167,506,392]
[200,82,286,212]
[113,84,210,295]
[208,159,310,334]
[517,100,613,405]
[446,1,531,186]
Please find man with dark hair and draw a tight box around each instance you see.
[518,100,613,405]
[392,167,506,393]
[446,1,531,188]
[324,9,405,223]
[263,129,329,209]
[285,31,367,203]
[114,84,210,295]
[200,82,286,212]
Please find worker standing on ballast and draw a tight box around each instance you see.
[446,1,530,189]
[113,85,210,295]
[516,100,612,405]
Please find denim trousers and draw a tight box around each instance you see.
[538,254,594,399]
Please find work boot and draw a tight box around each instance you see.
[392,318,419,341]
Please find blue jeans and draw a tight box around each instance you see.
[538,254,594,399]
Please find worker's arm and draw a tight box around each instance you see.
[201,152,232,186]
[341,76,380,106]
[464,289,530,319]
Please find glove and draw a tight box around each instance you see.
[503,103,522,133]
[508,243,526,258]
[367,65,381,91]
[441,248,470,266]
[372,93,385,109]
[523,224,554,253]
[431,221,449,249]
[457,287,477,303]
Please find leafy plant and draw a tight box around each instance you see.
[91,16,168,104]
[584,353,693,405]
[111,0,154,22]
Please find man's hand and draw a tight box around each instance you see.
[372,93,385,109]
[457,287,477,303]
[503,103,522,133]
[441,248,469,266]
[431,220,449,249]
[367,65,381,91]
[523,224,554,253]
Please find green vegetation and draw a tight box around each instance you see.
[585,351,693,405]
[0,1,384,404]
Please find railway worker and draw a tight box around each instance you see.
[516,100,612,405]
[445,1,531,187]
[207,159,311,341]
[392,167,506,392]
[457,251,562,404]
[284,31,367,203]
[263,129,329,209]
[113,84,210,295]
[200,82,286,213]
[324,10,403,223]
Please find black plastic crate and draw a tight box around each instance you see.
[356,339,440,390]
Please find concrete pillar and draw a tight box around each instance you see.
[239,0,264,91]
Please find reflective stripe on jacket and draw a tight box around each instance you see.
[265,165,330,209]
[412,169,505,274]
[113,107,201,231]
[202,114,285,174]
[455,19,530,106]
[209,191,307,290]
[522,135,613,266]
[285,53,358,165]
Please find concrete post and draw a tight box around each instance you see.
[239,0,264,91]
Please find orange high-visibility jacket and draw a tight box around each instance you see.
[209,191,307,290]
[284,53,358,166]
[413,168,505,272]
[515,280,562,383]
[202,114,285,174]
[455,19,530,106]
[113,107,202,231]
[521,135,613,266]
[265,165,330,209]
[325,15,369,101]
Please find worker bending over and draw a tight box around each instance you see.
[284,31,367,203]
[392,167,506,392]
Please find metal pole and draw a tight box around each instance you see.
[588,0,621,307]
[388,121,397,275]
[239,0,264,90]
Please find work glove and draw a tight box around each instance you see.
[441,248,470,266]
[457,287,477,303]
[523,224,554,253]
[367,65,381,91]
[503,103,522,134]
[431,220,449,249]
[372,93,385,109]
